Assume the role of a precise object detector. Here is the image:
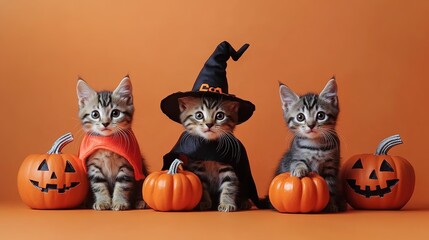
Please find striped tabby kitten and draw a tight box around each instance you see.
[178,95,250,212]
[275,77,346,212]
[77,77,147,210]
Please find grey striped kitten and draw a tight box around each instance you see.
[77,76,147,210]
[178,96,250,212]
[275,77,346,212]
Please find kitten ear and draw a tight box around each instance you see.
[319,77,338,107]
[222,101,239,114]
[113,76,133,104]
[279,83,299,113]
[178,96,196,112]
[77,79,96,108]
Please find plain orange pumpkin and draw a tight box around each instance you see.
[342,134,415,210]
[17,133,88,209]
[269,172,330,213]
[142,159,202,211]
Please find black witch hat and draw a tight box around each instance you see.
[161,41,255,124]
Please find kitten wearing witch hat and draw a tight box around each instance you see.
[161,41,267,211]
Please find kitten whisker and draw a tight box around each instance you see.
[217,130,240,161]
[322,128,339,150]
[218,134,231,159]
[76,78,147,211]
[276,78,344,212]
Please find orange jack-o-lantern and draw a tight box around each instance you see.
[342,134,415,210]
[17,133,88,209]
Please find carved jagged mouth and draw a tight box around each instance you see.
[30,180,80,193]
[346,179,399,198]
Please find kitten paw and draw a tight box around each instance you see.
[218,203,237,212]
[112,200,130,211]
[291,167,309,178]
[93,200,111,210]
[134,200,147,209]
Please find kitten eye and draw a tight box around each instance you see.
[195,111,204,120]
[91,110,100,119]
[215,112,225,121]
[111,109,121,118]
[296,113,305,122]
[316,112,327,121]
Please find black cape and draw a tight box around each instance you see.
[162,132,267,209]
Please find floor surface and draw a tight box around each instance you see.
[1,202,428,240]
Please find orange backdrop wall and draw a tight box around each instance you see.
[1,0,428,209]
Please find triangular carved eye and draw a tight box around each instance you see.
[65,161,76,173]
[37,160,49,171]
[380,160,394,172]
[352,159,363,169]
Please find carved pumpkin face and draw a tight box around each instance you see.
[341,135,415,210]
[17,133,88,209]
[345,156,402,198]
[29,157,80,193]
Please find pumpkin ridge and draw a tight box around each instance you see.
[269,172,329,213]
[142,159,202,211]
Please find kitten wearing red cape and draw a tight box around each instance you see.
[77,77,148,210]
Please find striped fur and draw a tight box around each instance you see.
[77,78,134,137]
[86,150,136,210]
[77,77,147,210]
[275,78,346,212]
[178,95,238,141]
[188,161,245,212]
[178,96,250,212]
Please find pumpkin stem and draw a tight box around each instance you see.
[47,132,74,154]
[375,134,403,155]
[167,159,183,174]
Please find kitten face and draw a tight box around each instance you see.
[77,77,134,137]
[279,78,338,139]
[178,96,239,140]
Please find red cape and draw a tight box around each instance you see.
[78,131,145,180]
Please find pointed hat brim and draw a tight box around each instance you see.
[160,91,255,125]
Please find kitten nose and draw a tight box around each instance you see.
[206,123,214,129]
[102,122,110,127]
[308,123,316,129]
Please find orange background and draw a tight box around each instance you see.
[1,0,428,239]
